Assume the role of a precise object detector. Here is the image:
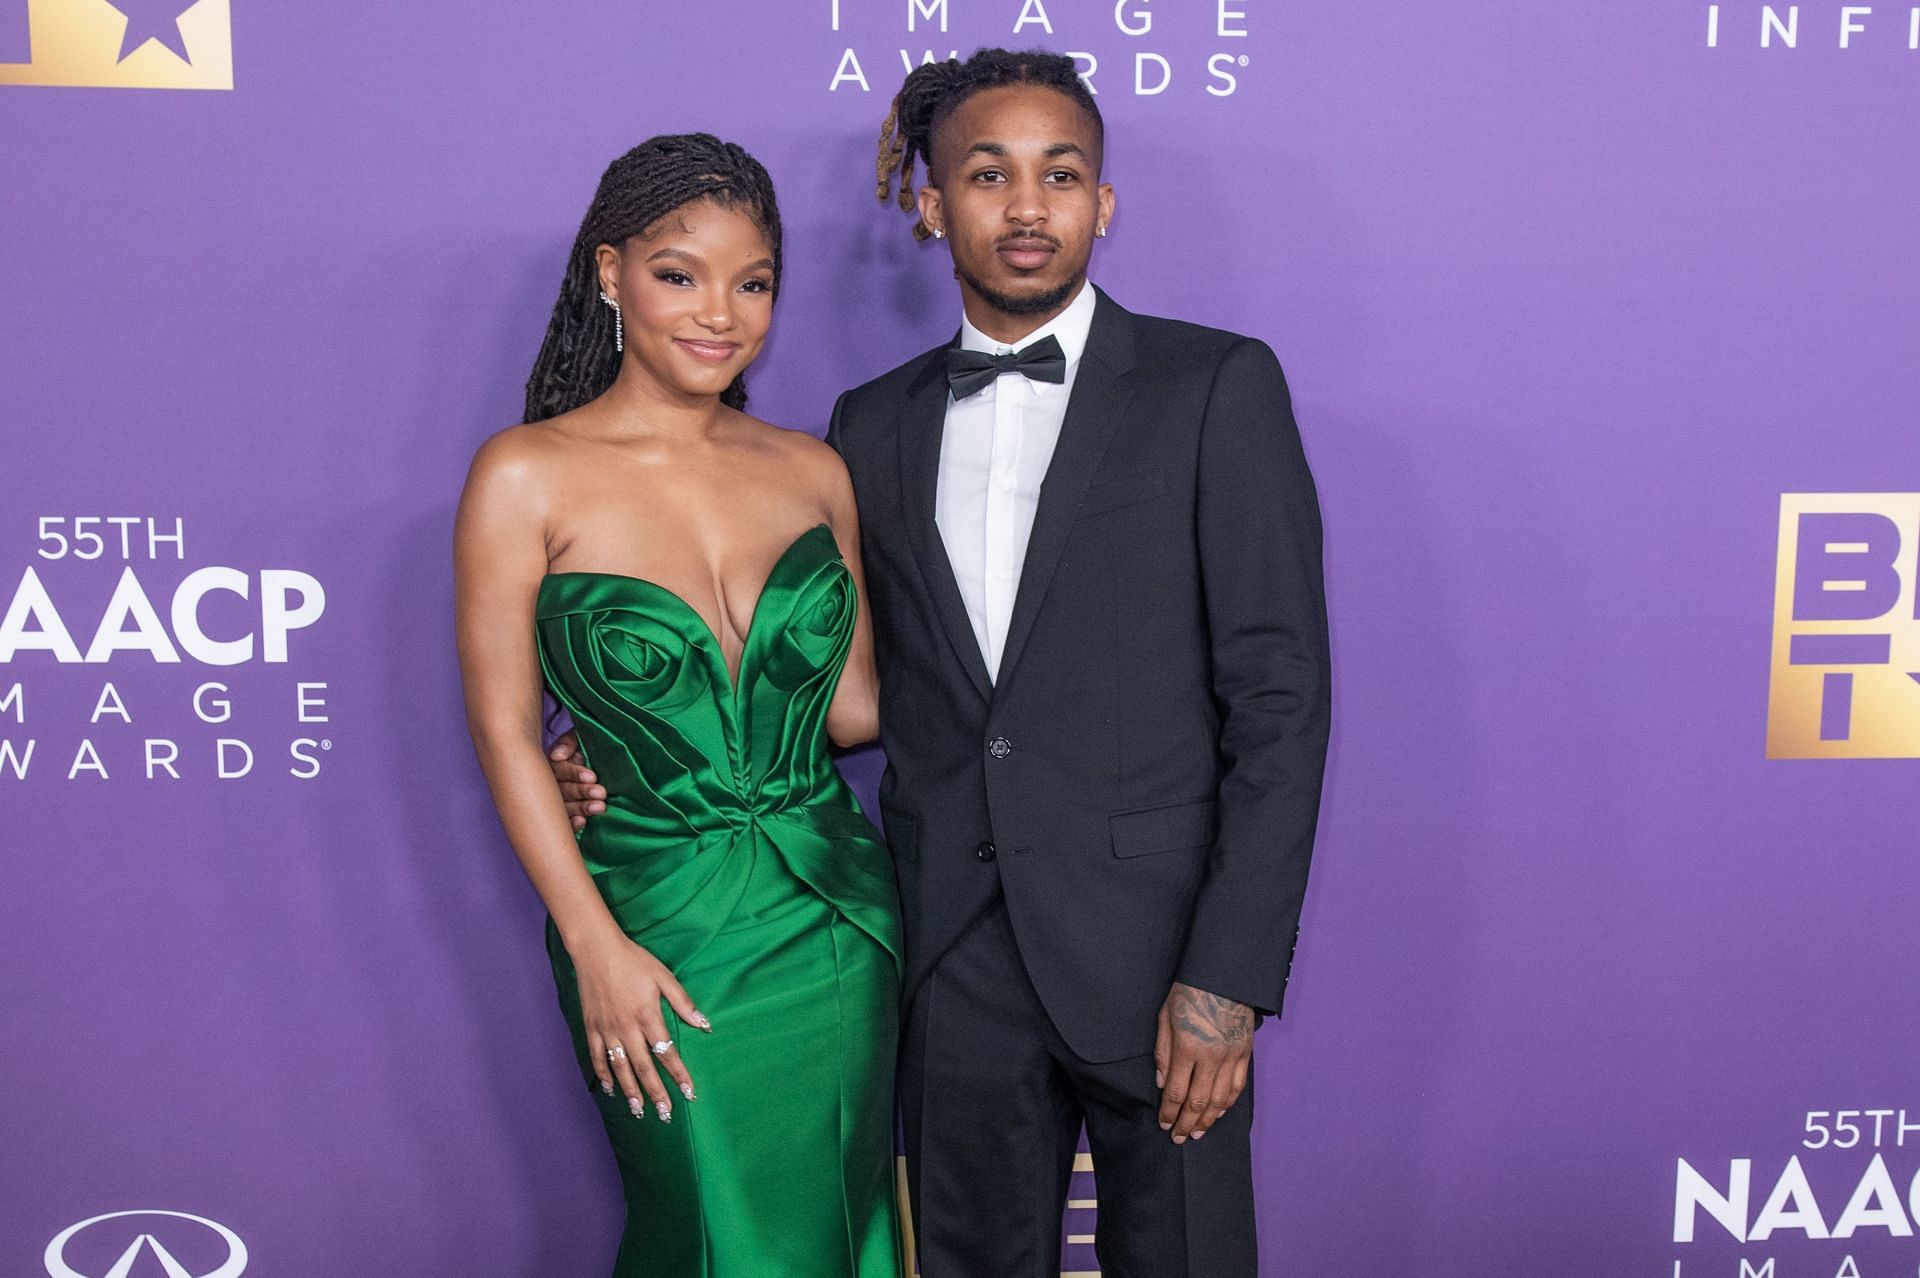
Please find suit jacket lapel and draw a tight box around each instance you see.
[896,347,994,704]
[995,289,1139,696]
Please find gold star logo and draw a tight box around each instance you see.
[0,0,232,90]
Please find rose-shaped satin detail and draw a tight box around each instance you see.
[532,524,900,978]
[762,556,857,693]
[596,620,713,719]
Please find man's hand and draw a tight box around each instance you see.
[1154,982,1255,1144]
[547,731,605,830]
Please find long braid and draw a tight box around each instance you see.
[525,134,783,423]
[875,48,1103,240]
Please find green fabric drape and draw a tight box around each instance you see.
[535,524,904,1277]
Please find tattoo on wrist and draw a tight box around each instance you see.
[1171,986,1253,1048]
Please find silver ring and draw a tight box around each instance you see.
[607,1044,627,1061]
[650,1039,673,1057]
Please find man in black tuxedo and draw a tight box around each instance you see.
[555,48,1328,1278]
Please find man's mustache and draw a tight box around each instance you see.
[994,231,1063,249]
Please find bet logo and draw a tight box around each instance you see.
[0,0,232,90]
[1767,494,1920,759]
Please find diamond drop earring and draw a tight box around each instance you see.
[598,290,624,353]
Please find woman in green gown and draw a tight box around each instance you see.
[454,135,904,1277]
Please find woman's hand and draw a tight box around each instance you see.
[573,930,712,1122]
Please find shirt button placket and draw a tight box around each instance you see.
[987,377,1018,675]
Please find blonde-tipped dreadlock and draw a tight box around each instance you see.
[875,49,1103,242]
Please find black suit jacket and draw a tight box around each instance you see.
[827,287,1330,1063]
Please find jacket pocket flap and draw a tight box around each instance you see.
[1080,465,1166,517]
[1110,798,1216,858]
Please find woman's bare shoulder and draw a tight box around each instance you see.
[755,420,856,516]
[466,419,577,490]
[737,415,844,475]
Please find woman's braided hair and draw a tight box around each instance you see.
[876,48,1103,240]
[525,133,782,423]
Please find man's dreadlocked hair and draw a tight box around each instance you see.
[524,133,782,423]
[876,48,1102,241]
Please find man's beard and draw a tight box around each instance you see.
[957,263,1085,319]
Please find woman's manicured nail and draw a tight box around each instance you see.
[601,1081,614,1096]
[656,1101,672,1123]
[691,1012,712,1031]
[680,1083,696,1101]
[627,1097,644,1119]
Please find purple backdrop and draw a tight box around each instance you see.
[4,2,1918,1275]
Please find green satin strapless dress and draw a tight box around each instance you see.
[535,523,904,1278]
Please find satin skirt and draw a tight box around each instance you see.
[547,823,903,1278]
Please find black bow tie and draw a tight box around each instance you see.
[944,335,1068,400]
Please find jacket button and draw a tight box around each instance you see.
[987,736,1013,759]
[976,841,997,862]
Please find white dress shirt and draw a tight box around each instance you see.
[936,282,1099,682]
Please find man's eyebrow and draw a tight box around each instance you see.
[960,140,1091,162]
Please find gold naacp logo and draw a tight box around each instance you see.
[0,0,231,90]
[1767,493,1920,759]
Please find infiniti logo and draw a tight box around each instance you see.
[44,1211,247,1278]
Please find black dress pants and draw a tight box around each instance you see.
[899,895,1257,1278]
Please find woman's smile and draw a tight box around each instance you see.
[674,337,742,363]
